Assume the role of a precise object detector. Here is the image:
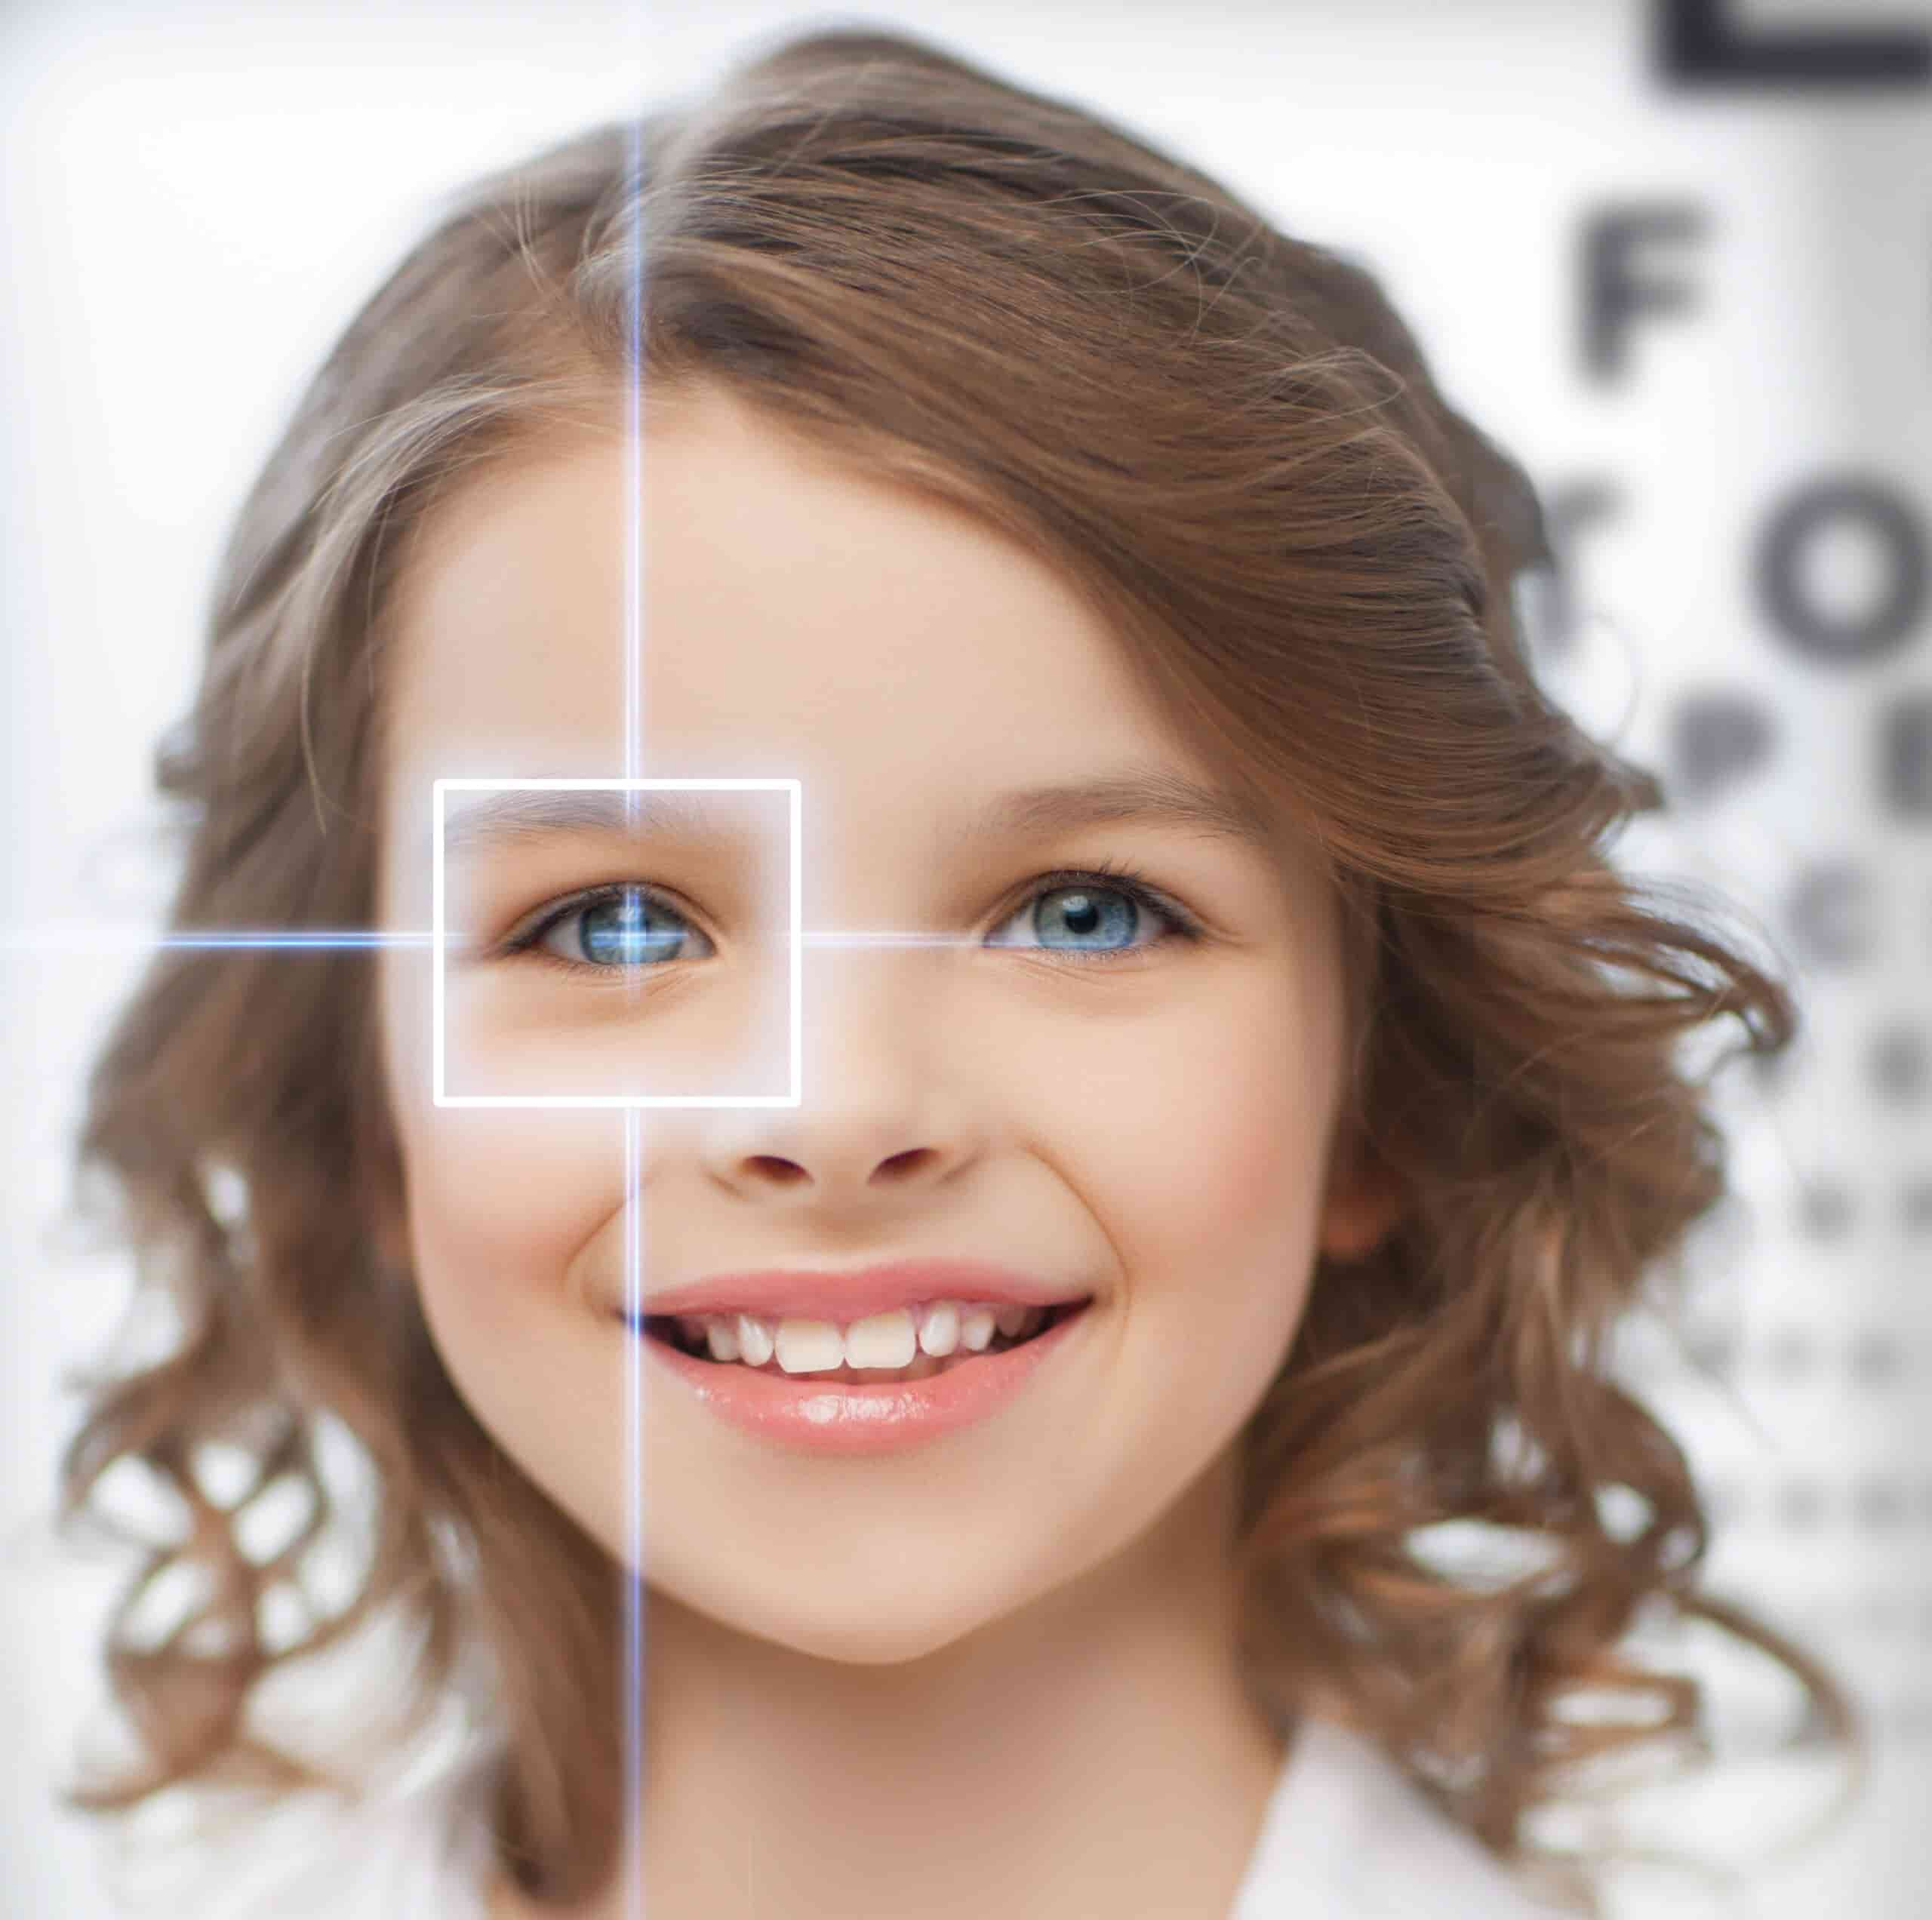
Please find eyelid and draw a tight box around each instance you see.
[497,862,1204,971]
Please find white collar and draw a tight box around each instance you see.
[1229,1716,1560,1916]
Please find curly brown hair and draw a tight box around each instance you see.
[54,22,1863,1913]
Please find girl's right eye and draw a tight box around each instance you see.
[507,885,715,972]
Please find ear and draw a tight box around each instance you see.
[1316,1126,1407,1263]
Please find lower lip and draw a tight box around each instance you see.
[632,1303,1094,1457]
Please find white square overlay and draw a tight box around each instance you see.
[432,778,802,1109]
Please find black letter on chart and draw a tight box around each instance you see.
[1521,478,1625,658]
[1756,477,1927,667]
[1669,691,1775,805]
[1881,694,1932,821]
[1784,861,1872,971]
[1657,0,1930,88]
[1580,204,1707,387]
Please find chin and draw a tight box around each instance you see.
[659,1566,1014,1669]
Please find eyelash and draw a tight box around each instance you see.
[498,857,1205,977]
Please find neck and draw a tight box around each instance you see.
[552,1448,1291,1920]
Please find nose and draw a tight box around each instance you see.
[695,934,983,1211]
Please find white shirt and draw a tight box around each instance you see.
[1230,1716,1563,1916]
[162,1715,1561,1917]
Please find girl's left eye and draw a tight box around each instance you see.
[985,863,1203,963]
[500,861,1203,974]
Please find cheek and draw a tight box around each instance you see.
[389,1096,638,1548]
[399,1122,617,1496]
[379,953,627,1388]
[1008,971,1339,1544]
[1050,974,1340,1304]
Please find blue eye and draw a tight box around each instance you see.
[987,865,1198,962]
[515,886,715,970]
[503,860,1201,974]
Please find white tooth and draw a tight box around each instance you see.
[774,1318,845,1374]
[736,1313,774,1367]
[844,1308,917,1369]
[704,1316,741,1363]
[994,1303,1029,1338]
[917,1300,961,1357]
[958,1305,996,1352]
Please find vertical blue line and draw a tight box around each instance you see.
[623,1101,645,1920]
[622,89,649,1920]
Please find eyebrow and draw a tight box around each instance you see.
[442,788,737,861]
[965,768,1272,850]
[439,767,1273,862]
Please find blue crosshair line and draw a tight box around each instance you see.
[0,931,438,949]
[0,929,985,950]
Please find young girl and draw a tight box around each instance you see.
[56,23,1862,1918]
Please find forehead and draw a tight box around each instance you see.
[380,387,1218,812]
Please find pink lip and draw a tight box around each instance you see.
[638,1258,1091,1324]
[633,1300,1095,1457]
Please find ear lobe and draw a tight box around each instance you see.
[1316,1133,1407,1263]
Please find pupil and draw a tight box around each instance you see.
[1042,886,1131,949]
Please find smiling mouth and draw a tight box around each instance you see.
[626,1301,1089,1385]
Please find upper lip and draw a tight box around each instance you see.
[634,1259,1093,1325]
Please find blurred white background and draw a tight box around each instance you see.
[3,0,1928,1913]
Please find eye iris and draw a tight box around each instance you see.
[1038,886,1134,950]
[580,890,684,966]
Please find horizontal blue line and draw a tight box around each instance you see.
[0,930,995,952]
[0,931,435,950]
[155,934,436,949]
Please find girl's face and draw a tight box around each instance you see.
[374,380,1393,1663]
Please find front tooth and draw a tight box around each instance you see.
[844,1308,917,1369]
[704,1316,741,1363]
[774,1318,845,1374]
[918,1301,961,1357]
[736,1313,774,1367]
[958,1305,996,1352]
[994,1303,1029,1338]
